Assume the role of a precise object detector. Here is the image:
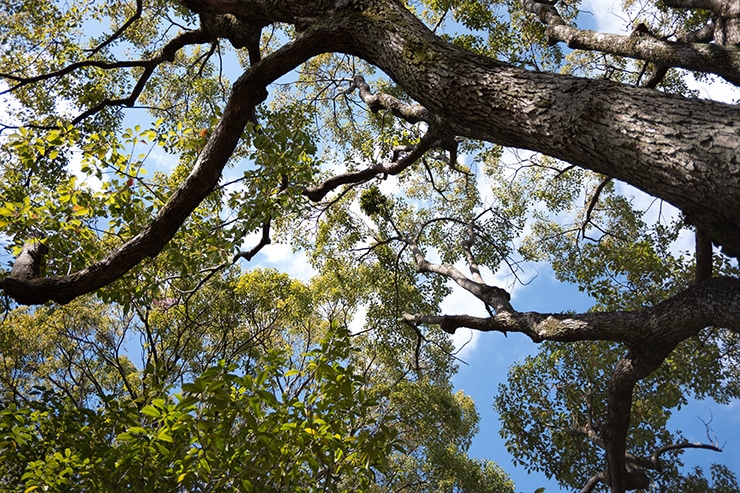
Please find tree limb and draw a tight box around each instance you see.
[87,0,144,56]
[401,276,740,344]
[521,0,740,84]
[1,27,341,305]
[303,126,443,202]
[694,227,714,284]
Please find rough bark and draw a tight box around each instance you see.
[329,0,740,257]
[3,0,740,304]
[402,276,740,344]
[521,0,740,85]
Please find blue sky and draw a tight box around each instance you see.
[449,268,740,492]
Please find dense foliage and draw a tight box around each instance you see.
[1,0,739,492]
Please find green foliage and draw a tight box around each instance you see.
[0,266,510,491]
[495,333,740,490]
[1,0,739,491]
[0,330,396,492]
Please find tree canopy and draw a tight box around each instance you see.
[0,0,739,492]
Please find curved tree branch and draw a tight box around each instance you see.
[650,441,723,467]
[347,74,433,124]
[87,0,144,56]
[580,471,608,493]
[127,0,740,256]
[1,27,342,305]
[303,125,443,202]
[1,28,215,128]
[401,276,740,344]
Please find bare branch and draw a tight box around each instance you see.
[404,235,513,313]
[580,472,607,493]
[348,75,433,124]
[401,276,740,344]
[581,177,611,239]
[233,219,272,262]
[651,441,723,467]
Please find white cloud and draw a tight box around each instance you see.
[437,258,527,358]
[439,284,486,358]
[685,73,740,104]
[239,221,317,281]
[348,304,368,334]
[579,0,631,34]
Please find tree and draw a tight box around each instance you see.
[0,269,512,492]
[0,0,738,491]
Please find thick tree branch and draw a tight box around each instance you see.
[140,0,740,256]
[401,277,740,344]
[520,0,740,85]
[405,272,737,492]
[1,28,342,305]
[332,0,740,256]
[233,219,272,262]
[580,471,608,493]
[650,441,723,467]
[405,235,513,313]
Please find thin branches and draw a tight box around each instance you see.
[1,28,215,126]
[87,0,144,57]
[303,127,443,202]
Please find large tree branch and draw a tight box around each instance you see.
[401,277,740,344]
[133,0,740,256]
[345,74,433,124]
[405,236,514,313]
[332,0,740,256]
[405,274,738,492]
[1,27,341,305]
[520,0,740,84]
